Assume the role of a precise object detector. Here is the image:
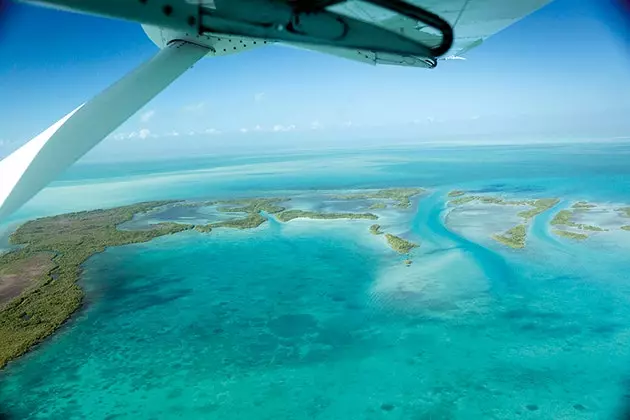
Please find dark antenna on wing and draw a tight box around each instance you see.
[197,0,454,61]
[290,0,453,57]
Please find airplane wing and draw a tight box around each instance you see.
[298,0,553,67]
[0,41,209,221]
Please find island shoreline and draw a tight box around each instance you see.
[0,189,425,368]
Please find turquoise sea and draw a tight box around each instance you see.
[2,141,630,419]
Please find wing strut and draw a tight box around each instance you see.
[0,40,209,221]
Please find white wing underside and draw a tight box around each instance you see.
[300,0,552,66]
[0,41,209,220]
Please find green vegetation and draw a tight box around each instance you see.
[194,225,213,233]
[551,210,572,225]
[195,213,268,232]
[333,188,424,209]
[177,200,216,208]
[621,226,630,231]
[448,196,477,206]
[192,198,289,232]
[208,213,267,230]
[448,195,560,248]
[215,197,289,214]
[384,233,417,254]
[617,207,630,218]
[192,198,290,233]
[448,195,555,211]
[368,202,387,210]
[0,201,192,369]
[573,201,597,210]
[517,198,560,219]
[449,195,526,206]
[276,210,378,223]
[492,225,527,249]
[553,230,588,241]
[480,197,517,205]
[580,225,606,232]
[369,224,383,235]
[447,190,466,197]
[550,209,605,231]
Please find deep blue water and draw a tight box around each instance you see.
[2,142,630,419]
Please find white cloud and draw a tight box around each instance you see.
[272,124,296,132]
[254,92,265,102]
[342,120,353,127]
[253,125,263,131]
[127,129,152,139]
[140,110,155,123]
[0,139,5,146]
[138,129,152,139]
[240,128,249,133]
[310,120,322,130]
[204,128,220,134]
[166,130,180,137]
[183,102,205,113]
[111,130,153,140]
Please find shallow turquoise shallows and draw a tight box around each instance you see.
[3,142,630,419]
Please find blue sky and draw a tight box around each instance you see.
[1,0,630,159]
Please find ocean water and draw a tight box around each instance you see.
[2,142,630,419]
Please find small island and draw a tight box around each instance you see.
[573,201,597,210]
[544,201,630,240]
[618,207,630,218]
[369,224,383,235]
[448,195,559,216]
[384,233,418,254]
[517,198,561,220]
[214,197,289,214]
[447,190,466,197]
[550,207,606,240]
[448,196,477,206]
[550,210,572,226]
[447,193,559,249]
[553,229,588,240]
[448,195,523,206]
[493,225,527,249]
[275,210,378,223]
[369,203,387,210]
[193,198,288,232]
[195,213,268,232]
[333,188,424,209]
